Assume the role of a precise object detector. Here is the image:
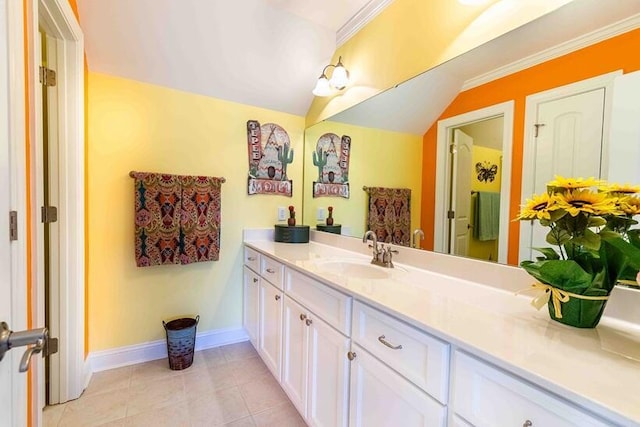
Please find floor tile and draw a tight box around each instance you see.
[126,376,186,417]
[222,341,258,362]
[253,402,307,427]
[84,365,132,396]
[239,372,289,414]
[57,389,128,427]
[43,403,66,427]
[200,347,228,367]
[229,356,269,385]
[122,401,190,427]
[223,416,256,427]
[130,358,181,387]
[188,386,250,426]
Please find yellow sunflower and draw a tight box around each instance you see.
[516,192,558,220]
[547,175,600,191]
[618,196,640,216]
[554,189,619,217]
[600,182,640,195]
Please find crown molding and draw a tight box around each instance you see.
[337,0,394,47]
[462,13,640,91]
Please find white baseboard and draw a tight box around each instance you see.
[87,327,249,373]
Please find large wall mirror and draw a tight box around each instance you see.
[302,0,640,267]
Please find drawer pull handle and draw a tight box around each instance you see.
[378,335,403,350]
[247,257,256,261]
[275,295,281,301]
[300,314,307,321]
[252,278,258,283]
[305,318,313,326]
[266,268,276,274]
[523,421,533,427]
[347,351,357,361]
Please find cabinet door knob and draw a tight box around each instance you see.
[378,335,403,350]
[247,256,256,261]
[266,268,275,274]
[252,278,258,283]
[347,351,357,361]
[305,318,313,326]
[523,421,533,427]
[299,314,307,321]
[275,295,281,301]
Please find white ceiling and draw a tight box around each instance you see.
[76,0,378,116]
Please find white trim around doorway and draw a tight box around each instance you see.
[434,101,514,264]
[33,0,85,411]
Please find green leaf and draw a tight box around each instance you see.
[549,209,568,222]
[572,229,601,251]
[532,247,560,260]
[546,228,570,246]
[601,231,640,270]
[588,216,607,227]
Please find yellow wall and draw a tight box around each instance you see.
[303,121,422,238]
[305,0,571,126]
[88,72,305,351]
[468,145,502,261]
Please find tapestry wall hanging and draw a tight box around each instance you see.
[246,120,293,197]
[130,171,225,267]
[312,133,351,198]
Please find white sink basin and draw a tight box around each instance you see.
[314,259,393,280]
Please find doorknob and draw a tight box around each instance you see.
[0,321,56,373]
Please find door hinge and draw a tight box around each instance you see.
[9,211,18,241]
[447,210,455,219]
[44,337,59,357]
[534,123,546,138]
[39,66,57,87]
[41,206,58,224]
[449,143,456,154]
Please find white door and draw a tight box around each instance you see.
[242,266,260,347]
[450,129,473,256]
[348,344,446,427]
[258,280,283,380]
[281,296,308,418]
[1,0,18,422]
[522,88,605,260]
[306,315,350,427]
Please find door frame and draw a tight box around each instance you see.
[434,101,514,264]
[31,0,85,411]
[518,71,621,262]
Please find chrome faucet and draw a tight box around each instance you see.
[363,231,397,268]
[412,229,425,249]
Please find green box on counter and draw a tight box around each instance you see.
[274,224,310,243]
[316,224,342,235]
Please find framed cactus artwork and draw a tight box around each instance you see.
[246,120,294,196]
[312,133,351,198]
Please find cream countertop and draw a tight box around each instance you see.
[244,233,640,427]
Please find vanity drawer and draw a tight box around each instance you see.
[261,254,284,290]
[285,268,352,335]
[452,351,610,427]
[352,301,449,404]
[244,246,260,273]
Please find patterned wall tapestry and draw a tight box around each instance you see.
[312,132,351,198]
[246,120,293,196]
[132,172,223,267]
[366,187,411,247]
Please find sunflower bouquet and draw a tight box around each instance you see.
[516,176,640,328]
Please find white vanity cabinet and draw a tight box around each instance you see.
[349,301,449,426]
[256,254,284,381]
[242,266,260,347]
[282,270,351,427]
[451,351,611,427]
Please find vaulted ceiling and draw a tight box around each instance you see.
[76,0,385,116]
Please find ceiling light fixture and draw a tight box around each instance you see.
[312,56,350,97]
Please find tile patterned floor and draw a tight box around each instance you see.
[44,342,307,427]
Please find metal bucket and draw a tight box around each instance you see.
[162,315,199,370]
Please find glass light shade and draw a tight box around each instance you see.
[312,75,332,97]
[330,65,349,90]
